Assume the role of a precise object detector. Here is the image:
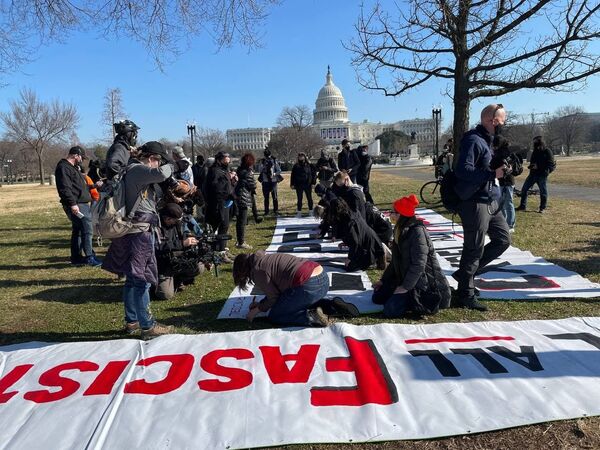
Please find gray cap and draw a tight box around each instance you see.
[172,146,186,158]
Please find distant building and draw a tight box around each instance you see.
[226,128,271,152]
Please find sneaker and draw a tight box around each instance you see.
[295,211,303,218]
[458,296,488,312]
[307,307,330,327]
[86,256,103,267]
[236,242,253,249]
[509,228,515,233]
[219,252,234,264]
[254,216,264,224]
[141,322,174,340]
[124,321,140,334]
[516,205,526,211]
[538,209,545,214]
[330,297,360,318]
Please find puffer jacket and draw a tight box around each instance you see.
[235,167,257,208]
[381,216,451,314]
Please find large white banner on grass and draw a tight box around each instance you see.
[417,208,600,299]
[1,317,599,449]
[220,211,599,320]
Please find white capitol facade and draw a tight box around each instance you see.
[227,67,436,153]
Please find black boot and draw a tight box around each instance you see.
[458,296,488,312]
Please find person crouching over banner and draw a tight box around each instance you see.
[233,251,331,327]
[372,194,451,317]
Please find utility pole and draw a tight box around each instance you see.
[432,108,442,159]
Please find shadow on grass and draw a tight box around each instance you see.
[0,226,70,232]
[1,278,117,288]
[0,330,127,346]
[23,284,122,304]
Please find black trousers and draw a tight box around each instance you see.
[261,182,279,214]
[295,186,313,212]
[358,178,374,204]
[236,207,248,244]
[454,200,511,298]
[207,203,230,251]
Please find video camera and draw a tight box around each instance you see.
[170,233,232,278]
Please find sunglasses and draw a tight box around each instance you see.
[493,103,504,116]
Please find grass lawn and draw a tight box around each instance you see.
[0,171,598,449]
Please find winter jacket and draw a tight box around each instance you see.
[529,146,556,176]
[205,163,233,207]
[380,217,451,314]
[365,203,393,244]
[55,159,92,206]
[235,167,257,208]
[337,148,360,175]
[258,157,282,183]
[357,153,373,183]
[316,155,338,182]
[192,162,208,191]
[105,136,131,180]
[338,215,384,272]
[334,184,366,219]
[455,124,500,202]
[290,162,314,188]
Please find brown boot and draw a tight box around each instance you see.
[124,321,140,335]
[141,322,174,340]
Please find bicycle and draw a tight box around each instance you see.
[419,175,443,205]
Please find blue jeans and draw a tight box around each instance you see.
[123,275,154,329]
[268,271,329,326]
[372,283,410,318]
[519,173,548,210]
[64,203,93,261]
[499,185,515,228]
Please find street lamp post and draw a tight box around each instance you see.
[432,108,442,160]
[187,123,197,163]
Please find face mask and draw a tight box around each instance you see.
[494,124,503,136]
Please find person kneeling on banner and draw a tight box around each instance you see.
[327,198,387,272]
[233,251,332,327]
[154,203,206,300]
[372,194,451,318]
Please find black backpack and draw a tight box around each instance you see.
[439,170,460,214]
[510,153,523,177]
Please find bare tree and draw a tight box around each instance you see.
[348,1,600,155]
[276,105,313,130]
[1,89,79,184]
[196,127,228,157]
[101,88,126,140]
[546,105,587,156]
[269,127,324,162]
[0,1,280,82]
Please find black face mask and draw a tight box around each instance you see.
[494,124,503,136]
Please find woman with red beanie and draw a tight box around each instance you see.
[372,194,451,317]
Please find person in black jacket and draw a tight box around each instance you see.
[328,198,386,272]
[235,153,258,249]
[356,145,374,203]
[315,150,338,188]
[104,119,140,180]
[373,194,450,317]
[290,153,315,217]
[258,147,282,215]
[55,146,102,267]
[337,139,360,183]
[205,151,234,257]
[517,135,556,213]
[332,171,366,219]
[491,135,522,232]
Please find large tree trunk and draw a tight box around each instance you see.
[452,61,471,166]
[37,150,45,185]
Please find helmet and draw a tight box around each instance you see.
[113,119,140,135]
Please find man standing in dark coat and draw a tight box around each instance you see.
[205,151,234,256]
[337,139,360,183]
[315,150,338,188]
[55,146,102,266]
[453,104,510,311]
[258,147,282,215]
[356,145,374,203]
[517,136,556,213]
[104,119,140,180]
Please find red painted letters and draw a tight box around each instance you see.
[83,361,131,396]
[198,349,254,392]
[24,361,99,404]
[0,364,34,404]
[260,345,320,384]
[124,354,194,395]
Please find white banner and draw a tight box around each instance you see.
[1,317,599,449]
[219,211,600,320]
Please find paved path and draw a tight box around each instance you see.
[377,167,600,203]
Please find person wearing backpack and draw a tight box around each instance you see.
[55,146,102,267]
[372,194,451,317]
[101,141,175,340]
[452,104,511,312]
[516,136,556,213]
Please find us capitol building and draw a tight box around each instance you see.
[226,67,436,154]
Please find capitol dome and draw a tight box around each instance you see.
[313,66,349,124]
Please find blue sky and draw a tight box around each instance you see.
[0,0,598,144]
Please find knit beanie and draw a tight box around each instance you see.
[393,194,419,217]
